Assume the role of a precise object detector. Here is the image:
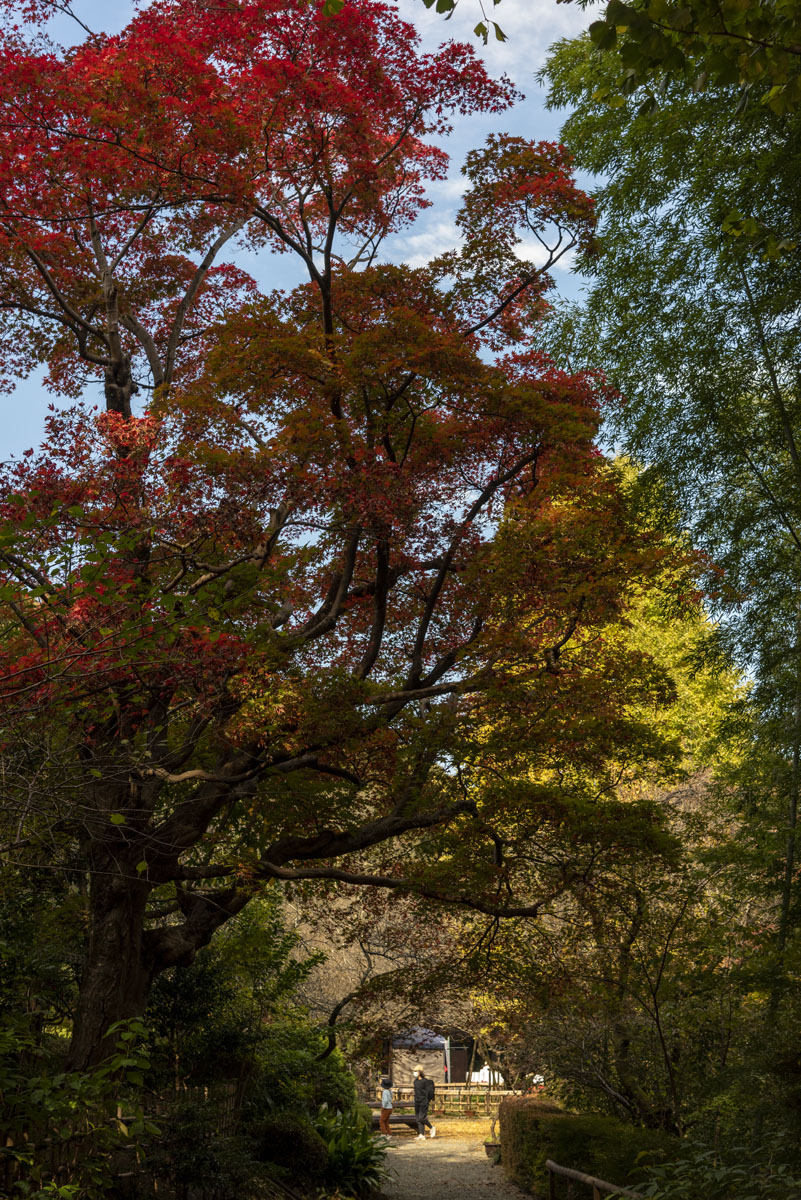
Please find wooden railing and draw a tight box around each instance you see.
[545,1159,643,1200]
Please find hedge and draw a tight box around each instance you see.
[499,1097,681,1198]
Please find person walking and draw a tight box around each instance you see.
[413,1065,436,1139]
[379,1076,394,1136]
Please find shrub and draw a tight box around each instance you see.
[242,1026,357,1119]
[139,1099,265,1200]
[641,1139,801,1200]
[251,1110,330,1182]
[146,896,326,1092]
[499,1097,680,1198]
[313,1104,389,1198]
[0,1017,159,1200]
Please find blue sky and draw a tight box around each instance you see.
[2,0,593,459]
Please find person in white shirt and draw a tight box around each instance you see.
[379,1076,394,1135]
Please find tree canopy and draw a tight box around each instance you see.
[0,0,687,1075]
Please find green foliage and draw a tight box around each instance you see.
[313,1105,389,1199]
[0,868,83,1029]
[143,896,360,1194]
[147,894,321,1088]
[0,1017,159,1199]
[584,1,801,117]
[542,35,801,682]
[251,1111,330,1182]
[499,1098,679,1196]
[141,1099,270,1200]
[542,18,801,1146]
[461,546,748,1137]
[0,886,360,1198]
[641,1139,801,1200]
[244,1025,357,1117]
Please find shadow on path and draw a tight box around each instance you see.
[384,1135,528,1200]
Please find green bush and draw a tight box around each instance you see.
[641,1139,801,1200]
[313,1104,389,1198]
[140,1099,265,1200]
[499,1097,680,1198]
[146,895,325,1091]
[0,1017,159,1200]
[251,1110,330,1183]
[244,1024,357,1116]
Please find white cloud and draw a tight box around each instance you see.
[388,0,593,297]
[384,219,462,268]
[514,238,577,273]
[395,0,594,90]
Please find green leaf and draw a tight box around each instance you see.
[621,69,639,95]
[606,0,634,23]
[589,20,618,50]
[135,860,148,873]
[109,813,126,825]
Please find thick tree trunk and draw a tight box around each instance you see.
[104,356,136,418]
[66,870,152,1071]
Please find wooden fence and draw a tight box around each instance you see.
[377,1083,516,1117]
[2,1118,100,1196]
[145,1080,239,1134]
[1,1082,239,1195]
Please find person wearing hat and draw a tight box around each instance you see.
[379,1076,394,1136]
[413,1065,436,1139]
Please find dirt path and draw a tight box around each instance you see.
[383,1120,528,1200]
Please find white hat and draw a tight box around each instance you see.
[414,1064,424,1073]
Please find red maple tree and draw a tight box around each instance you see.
[0,0,675,1068]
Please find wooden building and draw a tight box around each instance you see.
[387,1026,471,1085]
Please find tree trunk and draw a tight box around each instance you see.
[104,356,136,418]
[66,868,152,1071]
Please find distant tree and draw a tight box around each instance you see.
[452,580,749,1135]
[541,30,801,1115]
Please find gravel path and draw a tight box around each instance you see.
[383,1130,529,1200]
